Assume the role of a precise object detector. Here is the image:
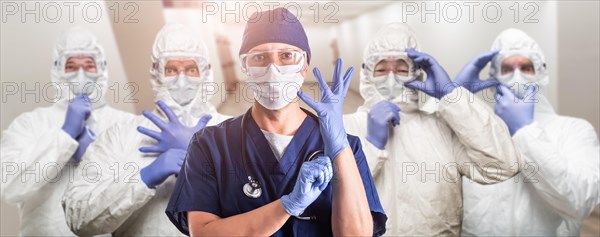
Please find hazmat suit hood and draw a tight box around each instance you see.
[489,28,555,125]
[150,23,217,126]
[51,26,107,111]
[358,23,428,113]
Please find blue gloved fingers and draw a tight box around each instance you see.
[139,146,166,154]
[194,114,213,130]
[315,166,327,190]
[525,84,538,94]
[498,85,517,101]
[388,102,401,112]
[142,110,167,130]
[137,126,161,140]
[325,157,333,182]
[478,80,500,91]
[156,100,179,123]
[310,157,331,191]
[455,50,501,93]
[312,156,331,168]
[410,57,430,68]
[404,79,425,91]
[80,96,92,120]
[173,150,186,173]
[82,94,92,103]
[318,156,333,183]
[298,164,314,193]
[331,58,342,94]
[494,102,502,115]
[522,84,538,101]
[297,91,321,114]
[494,89,503,103]
[341,66,355,97]
[88,127,96,138]
[331,59,354,96]
[321,165,332,188]
[391,111,401,127]
[72,127,96,162]
[313,67,331,98]
[493,83,535,136]
[405,48,421,59]
[405,76,437,97]
[385,102,401,125]
[406,49,435,69]
[473,50,500,68]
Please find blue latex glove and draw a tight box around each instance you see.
[366,100,400,149]
[404,48,456,99]
[140,148,187,188]
[297,58,354,159]
[280,156,333,216]
[138,100,212,153]
[455,50,500,93]
[62,95,91,139]
[72,127,95,162]
[495,85,536,136]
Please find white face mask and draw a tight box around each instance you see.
[246,64,304,110]
[64,68,100,97]
[164,72,202,106]
[371,72,415,100]
[497,69,546,99]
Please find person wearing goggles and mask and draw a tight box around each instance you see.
[0,26,133,236]
[343,23,522,236]
[61,24,230,236]
[458,28,600,236]
[165,7,386,237]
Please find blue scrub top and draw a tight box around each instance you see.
[166,113,387,236]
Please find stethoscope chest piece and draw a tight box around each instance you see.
[243,176,262,199]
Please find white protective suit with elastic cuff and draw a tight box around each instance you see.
[61,24,230,236]
[0,26,133,236]
[343,23,523,236]
[461,28,600,236]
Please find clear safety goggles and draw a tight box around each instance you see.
[153,53,210,84]
[363,52,419,81]
[63,68,101,81]
[240,49,307,76]
[54,51,105,78]
[491,50,547,81]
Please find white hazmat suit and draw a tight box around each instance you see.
[343,23,523,236]
[61,24,230,236]
[0,26,133,236]
[461,28,600,236]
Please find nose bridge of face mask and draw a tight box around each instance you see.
[176,72,187,86]
[75,67,86,78]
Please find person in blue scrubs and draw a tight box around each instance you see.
[166,7,386,236]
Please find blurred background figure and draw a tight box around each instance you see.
[60,24,229,236]
[1,1,599,236]
[0,26,133,236]
[343,22,521,236]
[460,28,600,236]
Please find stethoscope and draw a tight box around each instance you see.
[240,107,323,201]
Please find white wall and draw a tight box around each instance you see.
[557,1,600,135]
